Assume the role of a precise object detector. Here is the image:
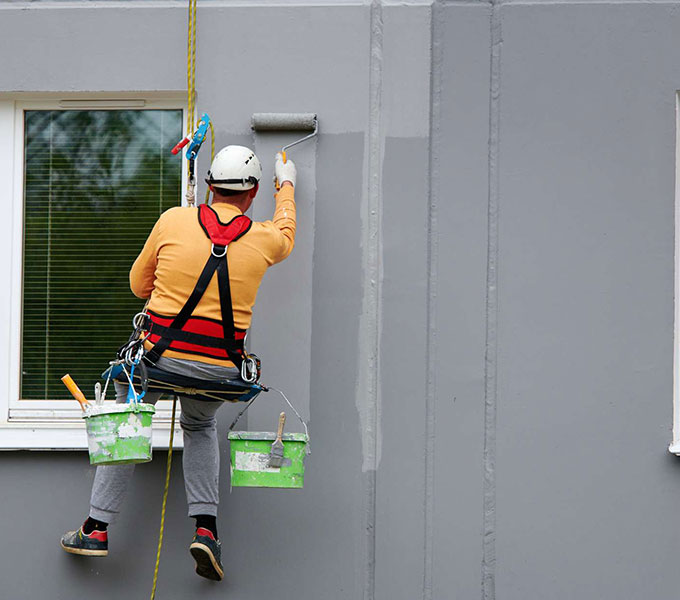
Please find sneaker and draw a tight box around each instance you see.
[189,528,224,581]
[60,527,108,557]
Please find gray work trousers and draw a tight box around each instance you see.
[89,357,240,523]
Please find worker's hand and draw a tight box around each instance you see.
[274,152,296,188]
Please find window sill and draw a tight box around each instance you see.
[0,419,183,451]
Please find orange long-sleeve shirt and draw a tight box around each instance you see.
[130,185,296,366]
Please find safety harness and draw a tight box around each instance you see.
[144,204,253,370]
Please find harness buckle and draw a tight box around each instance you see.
[211,243,227,258]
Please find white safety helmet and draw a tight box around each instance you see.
[205,145,261,191]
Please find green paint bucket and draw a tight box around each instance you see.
[227,431,309,488]
[83,403,156,465]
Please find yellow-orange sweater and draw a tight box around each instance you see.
[129,186,296,366]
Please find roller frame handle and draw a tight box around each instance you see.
[274,152,288,192]
[275,117,318,185]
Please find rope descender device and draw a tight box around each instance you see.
[171,112,211,207]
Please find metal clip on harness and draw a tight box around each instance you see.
[114,311,152,404]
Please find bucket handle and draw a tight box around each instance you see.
[228,386,310,455]
[269,387,309,447]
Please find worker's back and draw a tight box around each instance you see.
[129,185,296,366]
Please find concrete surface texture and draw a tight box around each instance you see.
[1,1,680,599]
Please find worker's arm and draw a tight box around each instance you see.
[270,181,296,262]
[129,216,163,299]
[267,154,297,263]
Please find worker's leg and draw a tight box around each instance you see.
[62,382,162,555]
[178,396,223,518]
[180,396,225,581]
[155,359,237,581]
[88,382,162,524]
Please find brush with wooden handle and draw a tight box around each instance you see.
[268,412,286,468]
[61,374,90,412]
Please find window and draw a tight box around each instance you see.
[0,95,186,449]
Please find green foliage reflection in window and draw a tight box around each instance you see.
[22,109,182,401]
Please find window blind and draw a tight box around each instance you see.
[22,109,182,401]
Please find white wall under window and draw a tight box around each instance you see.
[0,93,187,450]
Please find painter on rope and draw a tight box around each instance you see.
[60,147,297,582]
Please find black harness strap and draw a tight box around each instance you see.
[144,206,252,367]
[145,252,224,363]
[216,254,236,342]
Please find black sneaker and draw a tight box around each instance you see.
[189,527,224,581]
[60,526,108,557]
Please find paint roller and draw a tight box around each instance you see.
[251,113,318,189]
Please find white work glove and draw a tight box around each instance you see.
[274,152,296,188]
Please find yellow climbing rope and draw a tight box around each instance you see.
[149,396,177,600]
[150,0,209,596]
[184,0,214,204]
[186,0,196,145]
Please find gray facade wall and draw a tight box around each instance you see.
[0,1,678,599]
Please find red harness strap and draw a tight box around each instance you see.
[144,204,252,365]
[198,204,252,246]
[146,311,247,360]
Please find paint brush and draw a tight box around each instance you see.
[61,374,90,412]
[268,412,286,468]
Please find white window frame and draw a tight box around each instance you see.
[672,92,680,455]
[0,93,189,450]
